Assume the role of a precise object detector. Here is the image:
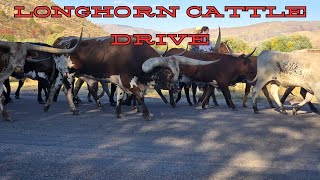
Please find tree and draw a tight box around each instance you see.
[222,37,257,55]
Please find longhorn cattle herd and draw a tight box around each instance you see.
[0,28,319,121]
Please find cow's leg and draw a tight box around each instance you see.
[37,80,45,104]
[109,83,117,106]
[211,87,219,106]
[73,78,84,104]
[43,80,49,101]
[86,81,103,108]
[155,87,168,104]
[62,73,79,115]
[252,81,269,114]
[202,85,214,109]
[192,83,198,105]
[52,84,61,102]
[132,95,140,113]
[169,90,176,108]
[44,74,68,112]
[313,87,320,114]
[300,88,318,113]
[185,86,193,106]
[219,84,237,111]
[280,87,295,104]
[87,83,93,103]
[130,86,150,120]
[100,81,111,98]
[0,82,11,121]
[3,79,12,104]
[269,83,287,115]
[116,86,124,118]
[292,91,314,115]
[262,85,275,108]
[242,83,251,107]
[198,85,206,104]
[14,78,25,99]
[125,94,133,106]
[175,83,183,104]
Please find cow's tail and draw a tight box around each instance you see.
[245,75,257,84]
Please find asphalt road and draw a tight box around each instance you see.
[0,92,320,179]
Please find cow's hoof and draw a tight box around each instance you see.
[214,103,220,106]
[170,103,176,108]
[292,105,300,115]
[2,112,12,121]
[232,108,238,111]
[38,100,45,104]
[280,109,288,115]
[188,103,193,106]
[270,104,276,109]
[15,95,20,99]
[310,108,319,113]
[88,98,93,103]
[133,106,140,113]
[143,113,151,121]
[72,110,80,115]
[116,114,121,118]
[242,104,248,108]
[44,106,50,112]
[254,110,260,114]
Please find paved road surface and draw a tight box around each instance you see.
[0,94,320,179]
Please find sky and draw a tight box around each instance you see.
[52,0,320,32]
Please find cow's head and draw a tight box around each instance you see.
[232,48,257,82]
[142,55,220,92]
[0,28,82,81]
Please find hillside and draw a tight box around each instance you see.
[0,0,108,42]
[99,24,163,37]
[100,21,320,48]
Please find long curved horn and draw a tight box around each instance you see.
[245,74,257,84]
[172,55,220,66]
[27,27,83,54]
[142,57,168,73]
[174,45,188,56]
[0,41,13,48]
[244,48,256,59]
[26,57,52,62]
[213,27,221,52]
[161,45,169,57]
[0,65,14,82]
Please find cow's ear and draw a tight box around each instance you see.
[243,58,251,65]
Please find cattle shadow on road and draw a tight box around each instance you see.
[1,96,320,179]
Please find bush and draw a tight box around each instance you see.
[222,37,258,55]
[260,35,312,52]
[45,33,63,45]
[0,34,15,41]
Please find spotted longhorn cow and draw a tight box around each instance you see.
[0,38,81,120]
[44,35,217,120]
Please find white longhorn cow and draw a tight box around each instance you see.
[252,49,320,115]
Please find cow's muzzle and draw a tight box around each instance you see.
[14,66,24,74]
